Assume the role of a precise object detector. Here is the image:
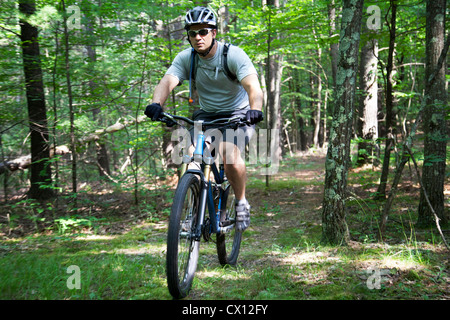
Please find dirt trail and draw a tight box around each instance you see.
[248,151,326,227]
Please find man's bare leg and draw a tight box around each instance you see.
[221,141,250,231]
[221,141,246,199]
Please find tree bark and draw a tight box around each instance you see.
[61,0,77,196]
[266,0,283,180]
[311,37,322,149]
[19,0,53,200]
[417,0,448,227]
[328,0,339,124]
[321,0,364,246]
[357,24,379,166]
[375,0,397,199]
[328,0,339,88]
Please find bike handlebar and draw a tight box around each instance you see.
[159,112,249,129]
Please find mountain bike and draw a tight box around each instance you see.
[159,111,248,299]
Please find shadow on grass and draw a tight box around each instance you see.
[0,222,173,300]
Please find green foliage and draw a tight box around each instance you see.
[0,0,437,200]
[54,215,105,234]
[0,1,447,301]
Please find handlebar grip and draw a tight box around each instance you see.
[159,113,177,127]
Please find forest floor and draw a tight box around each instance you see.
[0,149,449,301]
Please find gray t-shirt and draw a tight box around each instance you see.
[166,42,258,113]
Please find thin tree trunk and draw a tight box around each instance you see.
[328,0,339,88]
[51,23,60,200]
[86,17,111,177]
[19,0,53,200]
[62,0,77,197]
[266,0,283,182]
[314,53,322,149]
[375,0,397,199]
[357,24,379,166]
[326,0,339,145]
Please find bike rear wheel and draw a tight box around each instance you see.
[216,184,242,266]
[166,173,201,299]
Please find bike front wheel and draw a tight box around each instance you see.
[216,184,242,266]
[166,173,201,299]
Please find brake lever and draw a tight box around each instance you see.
[228,116,250,126]
[159,113,177,127]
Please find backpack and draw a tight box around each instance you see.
[188,43,238,103]
[190,43,238,82]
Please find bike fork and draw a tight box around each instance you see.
[193,164,211,241]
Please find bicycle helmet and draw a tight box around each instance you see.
[184,6,217,30]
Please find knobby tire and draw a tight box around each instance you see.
[216,184,242,266]
[166,173,200,299]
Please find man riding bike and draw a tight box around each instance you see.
[145,6,264,232]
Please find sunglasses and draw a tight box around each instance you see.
[187,28,213,38]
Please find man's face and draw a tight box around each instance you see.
[188,24,216,54]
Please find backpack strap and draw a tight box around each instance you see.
[189,49,198,103]
[222,43,238,83]
[189,43,238,101]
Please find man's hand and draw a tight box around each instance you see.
[246,109,264,125]
[145,103,163,121]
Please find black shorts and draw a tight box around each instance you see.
[189,109,255,151]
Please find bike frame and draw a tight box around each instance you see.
[178,121,234,240]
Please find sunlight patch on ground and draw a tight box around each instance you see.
[115,244,166,256]
[354,258,426,272]
[139,221,168,231]
[74,234,116,241]
[280,251,338,265]
[380,256,426,270]
[195,269,250,281]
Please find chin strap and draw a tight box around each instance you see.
[197,38,215,57]
[187,37,216,57]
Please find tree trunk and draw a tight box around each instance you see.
[62,0,77,196]
[357,25,379,166]
[328,0,339,88]
[417,0,448,227]
[314,54,322,149]
[160,16,180,170]
[326,0,339,146]
[19,0,53,200]
[310,36,323,149]
[375,0,397,199]
[265,0,283,181]
[321,0,364,246]
[86,17,111,177]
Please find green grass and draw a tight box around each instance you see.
[1,152,448,300]
[1,211,447,300]
[0,222,171,300]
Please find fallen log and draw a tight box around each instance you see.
[0,145,70,175]
[0,115,149,175]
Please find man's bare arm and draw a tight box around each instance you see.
[151,74,180,106]
[241,74,264,112]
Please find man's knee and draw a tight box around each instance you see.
[221,142,245,165]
